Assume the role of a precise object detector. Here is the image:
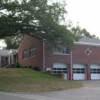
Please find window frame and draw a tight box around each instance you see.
[73,68,85,74]
[30,48,37,57]
[23,47,37,59]
[52,63,68,74]
[23,49,30,59]
[53,46,71,55]
[91,68,100,74]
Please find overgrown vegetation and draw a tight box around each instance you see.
[0,68,82,93]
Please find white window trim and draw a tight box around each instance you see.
[53,52,71,55]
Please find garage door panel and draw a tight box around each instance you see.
[73,74,85,80]
[73,64,85,80]
[90,64,100,80]
[53,63,68,80]
[91,74,100,80]
[73,64,85,68]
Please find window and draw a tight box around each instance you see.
[23,47,37,59]
[53,46,70,55]
[53,68,67,74]
[52,63,68,74]
[73,68,85,73]
[23,49,30,58]
[63,47,70,54]
[91,69,100,74]
[30,48,37,57]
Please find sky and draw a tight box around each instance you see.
[66,0,100,38]
[1,0,100,47]
[0,40,6,48]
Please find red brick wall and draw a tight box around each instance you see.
[45,44,100,69]
[72,44,100,64]
[18,35,43,68]
[45,52,71,68]
[18,35,71,70]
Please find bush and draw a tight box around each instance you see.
[16,62,21,68]
[33,67,41,71]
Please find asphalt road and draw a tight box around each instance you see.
[1,81,100,100]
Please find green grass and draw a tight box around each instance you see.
[0,68,82,93]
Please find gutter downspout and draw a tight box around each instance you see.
[70,50,73,80]
[43,39,46,71]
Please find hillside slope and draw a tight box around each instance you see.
[0,68,82,92]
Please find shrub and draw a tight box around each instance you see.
[16,62,21,68]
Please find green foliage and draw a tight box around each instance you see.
[4,35,23,49]
[71,25,97,40]
[16,62,21,68]
[0,0,74,47]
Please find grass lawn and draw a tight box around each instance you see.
[0,68,82,93]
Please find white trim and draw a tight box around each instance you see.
[73,64,85,68]
[74,42,100,47]
[53,52,70,55]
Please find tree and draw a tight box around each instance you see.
[71,25,95,40]
[0,0,74,47]
[4,35,23,49]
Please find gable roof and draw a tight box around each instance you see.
[74,37,100,46]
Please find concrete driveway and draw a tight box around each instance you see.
[1,81,100,100]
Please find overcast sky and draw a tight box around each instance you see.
[66,0,100,37]
[1,0,100,47]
